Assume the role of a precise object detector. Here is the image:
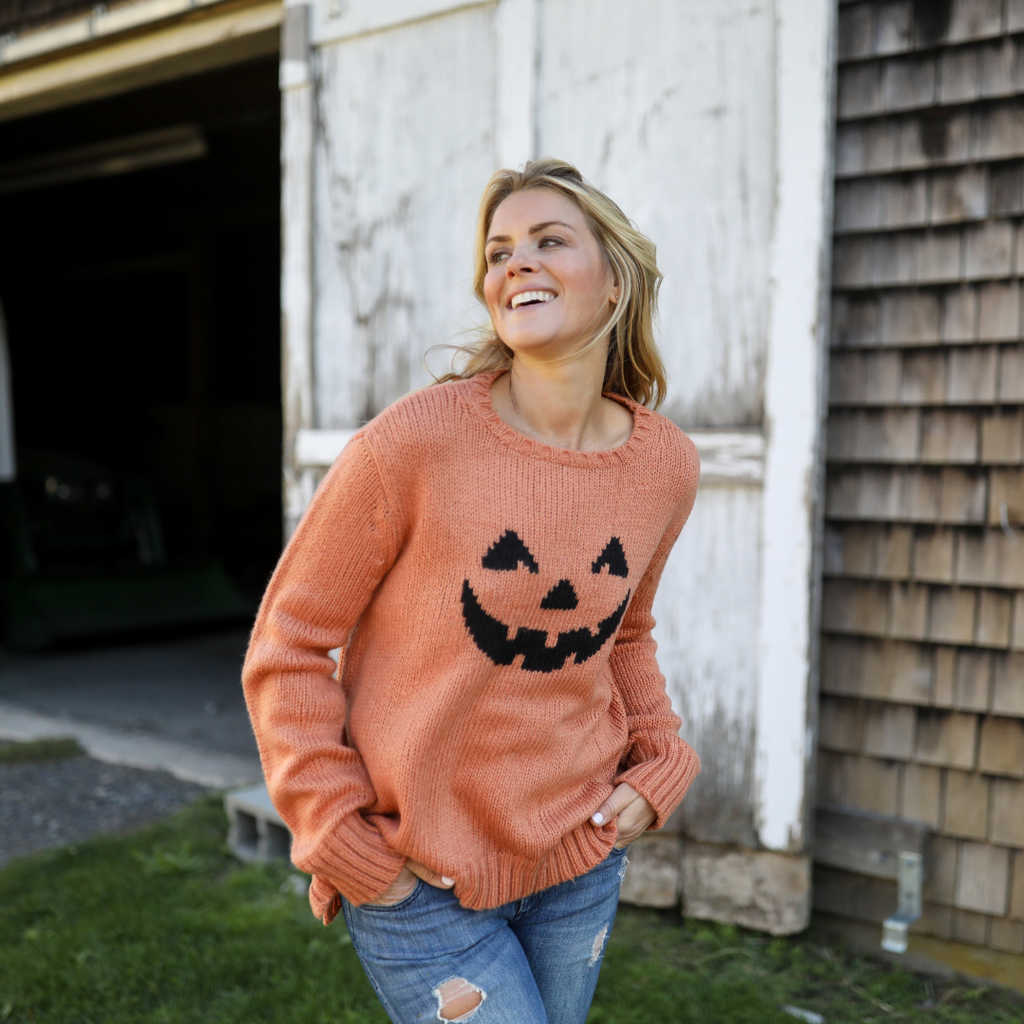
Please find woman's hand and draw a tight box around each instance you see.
[365,859,455,906]
[590,782,656,848]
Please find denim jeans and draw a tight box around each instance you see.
[341,845,629,1024]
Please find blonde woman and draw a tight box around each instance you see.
[243,159,700,1023]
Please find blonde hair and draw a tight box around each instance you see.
[435,158,667,409]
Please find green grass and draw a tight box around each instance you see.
[596,912,1023,1023]
[0,738,86,763]
[0,794,1020,1023]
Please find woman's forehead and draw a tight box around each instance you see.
[489,187,586,235]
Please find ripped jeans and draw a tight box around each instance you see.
[341,845,629,1024]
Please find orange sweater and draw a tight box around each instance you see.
[242,371,700,923]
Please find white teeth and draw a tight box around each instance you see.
[510,290,556,309]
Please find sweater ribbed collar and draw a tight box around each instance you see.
[464,369,657,468]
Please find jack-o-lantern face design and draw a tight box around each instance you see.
[460,530,631,673]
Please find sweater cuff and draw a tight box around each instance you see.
[297,813,407,908]
[617,737,700,830]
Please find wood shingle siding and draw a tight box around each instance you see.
[823,0,1024,956]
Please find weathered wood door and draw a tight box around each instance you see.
[280,0,835,933]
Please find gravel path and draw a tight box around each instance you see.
[0,746,210,869]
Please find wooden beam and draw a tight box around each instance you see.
[814,805,929,881]
[0,0,282,122]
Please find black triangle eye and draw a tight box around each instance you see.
[592,537,628,578]
[482,530,539,573]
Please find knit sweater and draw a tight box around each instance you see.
[242,370,701,923]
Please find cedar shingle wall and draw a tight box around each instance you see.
[821,0,1024,956]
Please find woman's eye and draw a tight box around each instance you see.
[488,250,510,264]
[539,237,562,249]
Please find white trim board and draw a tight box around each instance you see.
[685,431,764,485]
[311,0,491,46]
[753,0,836,853]
[294,428,357,468]
[294,426,765,483]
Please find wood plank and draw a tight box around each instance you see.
[880,53,937,112]
[681,431,765,484]
[901,763,942,828]
[993,651,1024,713]
[819,695,866,753]
[0,0,282,122]
[979,720,1024,779]
[281,25,316,536]
[955,842,1010,916]
[312,0,488,45]
[943,769,990,840]
[294,428,355,468]
[938,46,980,105]
[846,755,901,816]
[814,805,929,880]
[312,4,498,421]
[915,708,978,769]
[494,0,537,169]
[292,427,768,483]
[955,649,992,711]
[1012,850,1024,918]
[928,586,977,644]
[654,485,761,847]
[539,0,778,430]
[864,701,916,759]
[947,0,1003,44]
[813,862,896,924]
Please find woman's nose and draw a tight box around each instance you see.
[506,249,537,275]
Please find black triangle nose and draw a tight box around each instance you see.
[540,579,579,610]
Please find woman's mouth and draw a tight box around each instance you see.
[509,290,557,310]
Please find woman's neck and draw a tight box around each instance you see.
[490,355,633,453]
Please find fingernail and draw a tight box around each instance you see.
[441,876,454,886]
[591,812,604,825]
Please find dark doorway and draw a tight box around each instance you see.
[0,55,282,646]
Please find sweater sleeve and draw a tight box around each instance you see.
[609,444,701,830]
[242,433,408,908]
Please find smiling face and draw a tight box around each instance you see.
[460,530,631,673]
[483,188,618,359]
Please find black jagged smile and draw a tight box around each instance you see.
[460,531,631,673]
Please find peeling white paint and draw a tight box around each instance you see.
[281,0,317,534]
[536,0,776,428]
[754,0,835,852]
[312,4,496,425]
[312,0,489,46]
[654,486,761,846]
[495,0,537,169]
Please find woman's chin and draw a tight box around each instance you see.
[499,331,588,363]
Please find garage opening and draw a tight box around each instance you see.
[0,55,282,650]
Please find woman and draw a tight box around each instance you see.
[242,158,700,1023]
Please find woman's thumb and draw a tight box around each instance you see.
[406,859,455,888]
[590,792,625,827]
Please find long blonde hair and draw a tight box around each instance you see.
[435,158,667,409]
